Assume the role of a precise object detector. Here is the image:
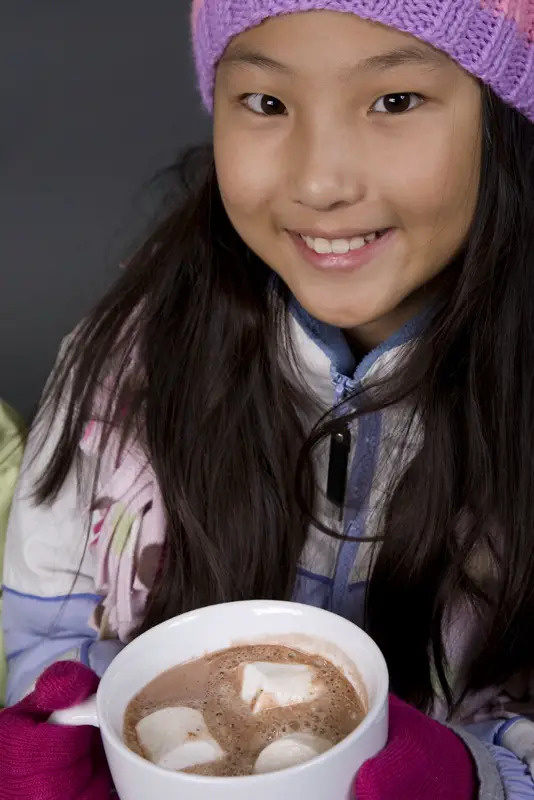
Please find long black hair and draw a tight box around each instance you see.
[35,87,534,716]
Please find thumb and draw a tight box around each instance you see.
[21,661,100,717]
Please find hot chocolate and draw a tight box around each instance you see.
[124,643,365,777]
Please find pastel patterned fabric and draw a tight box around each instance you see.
[0,401,26,705]
[79,419,165,643]
[191,0,534,121]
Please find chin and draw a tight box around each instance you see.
[296,298,375,330]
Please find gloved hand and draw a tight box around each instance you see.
[355,695,476,800]
[0,661,112,800]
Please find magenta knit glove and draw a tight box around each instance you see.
[355,695,476,800]
[0,661,112,800]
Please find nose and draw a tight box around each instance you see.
[288,119,367,211]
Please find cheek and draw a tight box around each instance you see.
[380,116,481,244]
[214,130,280,222]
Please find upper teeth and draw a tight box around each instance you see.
[301,233,377,255]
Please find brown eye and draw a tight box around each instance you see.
[372,93,423,114]
[243,93,287,116]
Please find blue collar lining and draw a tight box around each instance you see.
[290,298,428,383]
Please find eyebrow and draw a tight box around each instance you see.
[219,44,449,77]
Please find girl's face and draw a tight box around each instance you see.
[214,12,482,346]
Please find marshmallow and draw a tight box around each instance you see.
[253,733,333,774]
[241,662,319,713]
[136,706,224,772]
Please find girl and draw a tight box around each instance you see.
[1,1,534,798]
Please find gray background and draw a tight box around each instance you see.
[1,1,209,418]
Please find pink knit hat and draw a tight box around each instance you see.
[191,0,534,121]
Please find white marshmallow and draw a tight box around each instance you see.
[241,662,319,713]
[136,706,224,772]
[253,733,333,774]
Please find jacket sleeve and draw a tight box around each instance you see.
[455,720,534,799]
[2,361,123,705]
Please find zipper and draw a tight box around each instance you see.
[327,374,356,520]
[326,425,351,518]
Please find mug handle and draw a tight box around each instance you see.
[48,695,99,728]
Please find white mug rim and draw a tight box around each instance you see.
[97,600,389,787]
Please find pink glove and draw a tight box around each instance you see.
[355,695,476,800]
[0,661,112,800]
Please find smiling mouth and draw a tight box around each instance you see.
[296,230,389,255]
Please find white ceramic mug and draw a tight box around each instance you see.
[51,600,389,800]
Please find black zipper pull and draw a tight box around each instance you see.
[327,424,351,519]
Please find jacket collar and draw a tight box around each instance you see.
[289,298,428,407]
